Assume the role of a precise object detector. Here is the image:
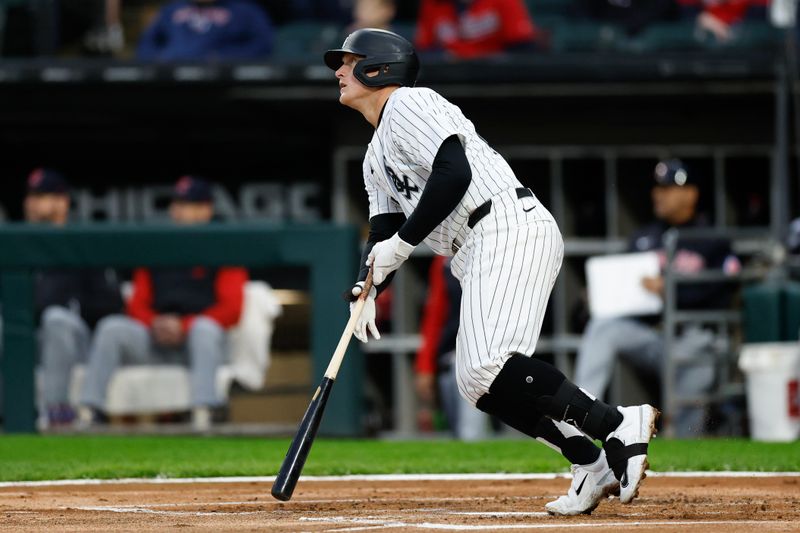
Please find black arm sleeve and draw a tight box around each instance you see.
[397,135,472,246]
[358,212,406,294]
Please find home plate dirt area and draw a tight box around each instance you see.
[0,475,799,532]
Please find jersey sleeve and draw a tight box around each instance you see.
[389,90,469,170]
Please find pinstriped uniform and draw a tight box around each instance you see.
[363,87,564,406]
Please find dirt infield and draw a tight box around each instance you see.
[1,475,799,532]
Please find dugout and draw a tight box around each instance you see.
[0,224,361,435]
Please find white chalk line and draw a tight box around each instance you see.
[73,500,265,509]
[441,511,551,517]
[326,525,405,532]
[75,505,261,517]
[1,471,798,488]
[301,517,800,531]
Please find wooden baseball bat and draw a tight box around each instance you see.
[271,269,374,501]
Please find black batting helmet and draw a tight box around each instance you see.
[324,28,419,88]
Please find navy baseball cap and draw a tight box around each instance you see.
[27,167,69,194]
[172,175,213,203]
[653,159,691,187]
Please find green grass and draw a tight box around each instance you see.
[0,436,798,482]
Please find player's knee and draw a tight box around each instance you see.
[93,314,133,338]
[40,305,74,331]
[584,317,624,340]
[188,316,223,341]
[454,365,491,406]
[483,352,569,413]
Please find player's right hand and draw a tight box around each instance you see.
[350,281,380,343]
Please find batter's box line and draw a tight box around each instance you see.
[300,517,800,531]
[75,505,262,516]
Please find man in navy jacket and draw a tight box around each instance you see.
[137,0,274,61]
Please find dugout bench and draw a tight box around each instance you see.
[0,223,362,435]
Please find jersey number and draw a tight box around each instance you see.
[386,167,419,200]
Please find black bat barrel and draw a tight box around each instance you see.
[271,377,335,501]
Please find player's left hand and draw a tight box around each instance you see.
[349,282,380,343]
[367,233,415,285]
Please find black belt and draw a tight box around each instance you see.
[467,187,533,229]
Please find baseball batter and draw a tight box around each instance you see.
[325,28,658,515]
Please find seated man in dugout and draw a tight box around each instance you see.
[78,176,248,431]
[19,168,124,429]
[573,159,741,438]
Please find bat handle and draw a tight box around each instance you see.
[323,266,374,380]
[362,267,374,298]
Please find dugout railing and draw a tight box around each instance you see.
[0,223,361,435]
[660,228,772,437]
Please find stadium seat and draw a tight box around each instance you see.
[533,14,567,33]
[526,0,572,18]
[273,22,342,63]
[550,22,621,53]
[626,22,702,53]
[389,21,417,43]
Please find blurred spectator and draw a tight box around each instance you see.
[78,176,248,431]
[572,159,741,438]
[415,0,543,59]
[415,256,490,440]
[349,0,395,31]
[21,168,124,429]
[689,0,765,43]
[573,0,680,36]
[1,0,122,57]
[83,0,125,56]
[677,1,771,44]
[137,0,274,61]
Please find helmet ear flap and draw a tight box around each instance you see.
[354,54,417,88]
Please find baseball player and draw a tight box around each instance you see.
[325,29,658,515]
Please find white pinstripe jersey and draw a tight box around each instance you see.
[363,87,522,255]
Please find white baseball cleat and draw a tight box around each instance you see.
[603,404,660,504]
[545,450,620,516]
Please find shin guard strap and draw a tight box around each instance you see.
[553,381,593,428]
[583,401,616,440]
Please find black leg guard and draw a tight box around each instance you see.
[477,391,601,465]
[476,391,543,438]
[553,381,623,441]
[486,353,622,441]
[534,420,603,466]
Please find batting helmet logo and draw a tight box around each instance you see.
[324,28,419,88]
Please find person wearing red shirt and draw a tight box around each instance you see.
[678,0,768,42]
[78,176,248,431]
[415,0,541,59]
